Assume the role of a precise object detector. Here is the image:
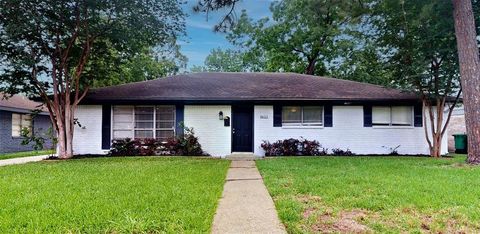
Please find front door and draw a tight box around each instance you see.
[232,105,253,152]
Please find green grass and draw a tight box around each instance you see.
[257,155,480,233]
[0,150,54,160]
[0,157,229,233]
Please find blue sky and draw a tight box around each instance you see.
[180,0,273,69]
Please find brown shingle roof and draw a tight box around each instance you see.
[82,72,419,103]
[0,93,48,113]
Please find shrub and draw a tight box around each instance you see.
[300,138,328,156]
[108,127,208,156]
[160,137,180,156]
[110,138,139,156]
[134,138,159,156]
[175,127,206,156]
[331,148,356,156]
[261,138,327,156]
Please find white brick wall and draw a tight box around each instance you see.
[73,104,448,157]
[253,105,448,156]
[184,105,232,157]
[73,105,108,155]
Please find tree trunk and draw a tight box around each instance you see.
[430,134,442,158]
[54,100,75,159]
[423,97,451,158]
[305,58,316,75]
[64,104,74,159]
[57,121,66,158]
[452,0,480,164]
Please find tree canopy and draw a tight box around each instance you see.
[91,42,187,87]
[190,47,264,72]
[0,0,185,93]
[225,0,367,76]
[0,0,185,158]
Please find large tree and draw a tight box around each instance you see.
[190,47,264,72]
[226,0,366,76]
[191,48,245,72]
[330,42,394,86]
[452,0,480,164]
[92,42,187,88]
[0,0,185,158]
[368,0,468,157]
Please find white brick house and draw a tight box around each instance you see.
[73,72,448,157]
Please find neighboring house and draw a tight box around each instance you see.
[446,105,466,152]
[0,94,52,153]
[74,72,448,157]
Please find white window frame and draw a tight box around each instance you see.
[112,106,134,139]
[134,106,155,139]
[282,106,324,126]
[155,105,177,141]
[11,113,32,137]
[372,106,414,127]
[111,105,176,140]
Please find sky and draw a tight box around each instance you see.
[180,0,273,69]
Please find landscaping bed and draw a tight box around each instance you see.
[257,155,480,233]
[0,157,229,233]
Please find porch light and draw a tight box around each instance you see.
[219,111,224,120]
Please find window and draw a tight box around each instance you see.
[155,106,175,141]
[372,106,413,126]
[282,106,323,126]
[12,113,32,137]
[112,105,175,140]
[112,106,134,139]
[134,106,154,139]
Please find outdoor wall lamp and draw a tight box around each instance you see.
[219,111,224,120]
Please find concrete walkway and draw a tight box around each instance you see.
[0,155,49,167]
[212,160,287,234]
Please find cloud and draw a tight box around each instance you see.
[186,19,215,30]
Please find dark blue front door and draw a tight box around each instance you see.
[232,105,253,152]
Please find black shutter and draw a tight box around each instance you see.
[273,105,282,127]
[324,105,333,127]
[101,105,111,150]
[175,104,184,136]
[414,103,423,127]
[363,105,372,127]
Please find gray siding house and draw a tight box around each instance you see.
[0,94,52,153]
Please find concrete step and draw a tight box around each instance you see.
[226,154,258,161]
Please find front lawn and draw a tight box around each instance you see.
[0,157,229,233]
[0,150,54,160]
[257,155,480,233]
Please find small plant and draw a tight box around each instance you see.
[21,126,57,157]
[331,148,356,156]
[383,145,401,156]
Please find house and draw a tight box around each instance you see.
[74,72,448,157]
[0,94,52,153]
